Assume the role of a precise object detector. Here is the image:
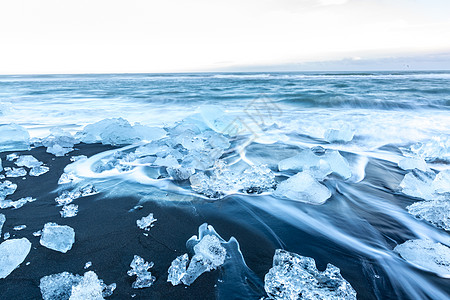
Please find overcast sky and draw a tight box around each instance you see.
[1,0,449,74]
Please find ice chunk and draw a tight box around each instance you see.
[5,167,27,177]
[0,180,17,200]
[431,169,450,194]
[241,164,275,194]
[40,222,75,253]
[264,249,357,300]
[322,150,352,179]
[154,155,180,168]
[42,128,78,156]
[30,165,50,177]
[58,172,80,185]
[15,155,42,168]
[4,232,10,239]
[394,239,450,277]
[0,238,32,279]
[193,234,227,267]
[13,225,26,231]
[400,169,448,200]
[167,253,189,286]
[407,200,450,231]
[398,157,428,172]
[136,213,157,231]
[166,166,195,181]
[60,204,79,218]
[6,153,19,161]
[70,155,87,162]
[39,271,115,300]
[127,255,156,289]
[0,213,5,236]
[0,197,35,209]
[0,123,30,152]
[274,172,332,205]
[409,136,450,162]
[55,184,98,206]
[324,123,355,143]
[84,261,92,269]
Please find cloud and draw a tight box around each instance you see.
[317,0,349,6]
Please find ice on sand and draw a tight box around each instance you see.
[0,238,32,279]
[0,180,17,200]
[0,213,5,236]
[60,204,79,218]
[0,196,36,209]
[42,128,78,157]
[0,123,30,152]
[15,155,42,168]
[398,156,427,172]
[274,172,332,205]
[264,249,357,300]
[40,223,75,253]
[30,165,50,176]
[407,200,450,231]
[5,167,27,177]
[278,148,351,180]
[167,225,227,286]
[394,239,450,277]
[39,271,116,300]
[127,255,156,289]
[136,213,157,231]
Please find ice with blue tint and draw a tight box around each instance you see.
[394,239,450,277]
[15,155,42,168]
[60,204,79,218]
[167,254,189,286]
[398,156,428,172]
[0,213,5,236]
[264,249,357,300]
[324,123,355,143]
[274,172,331,204]
[0,124,30,152]
[0,238,32,279]
[136,213,157,231]
[40,223,75,253]
[407,200,450,231]
[0,180,17,200]
[0,197,36,209]
[30,165,50,176]
[42,128,78,157]
[400,169,450,200]
[5,167,27,178]
[127,255,156,289]
[408,136,450,162]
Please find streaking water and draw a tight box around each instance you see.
[1,71,450,299]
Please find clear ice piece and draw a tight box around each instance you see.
[274,172,332,204]
[0,238,32,279]
[127,255,156,289]
[40,222,75,253]
[136,213,157,231]
[407,200,450,231]
[167,253,189,286]
[30,165,50,177]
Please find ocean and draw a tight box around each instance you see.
[0,71,449,299]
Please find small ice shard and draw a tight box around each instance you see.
[58,172,80,185]
[167,253,189,286]
[70,155,87,162]
[166,166,195,181]
[241,164,275,194]
[127,255,156,289]
[0,123,30,152]
[30,165,50,177]
[274,172,332,205]
[39,271,115,300]
[4,232,10,239]
[6,153,19,161]
[409,136,450,162]
[60,204,79,218]
[0,213,5,236]
[394,239,450,277]
[5,167,27,177]
[407,200,450,231]
[40,222,75,253]
[136,213,157,231]
[33,230,42,237]
[0,238,32,279]
[264,249,357,300]
[42,128,78,156]
[0,180,17,199]
[431,169,450,194]
[324,123,355,143]
[398,156,427,172]
[84,261,92,269]
[13,225,26,231]
[0,196,35,209]
[15,155,42,168]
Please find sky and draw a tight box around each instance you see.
[0,0,449,74]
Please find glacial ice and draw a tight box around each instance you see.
[40,222,75,253]
[76,118,166,145]
[0,196,36,209]
[0,238,32,279]
[278,148,351,180]
[58,172,80,185]
[42,128,78,156]
[15,155,42,168]
[394,239,450,277]
[264,249,357,300]
[0,123,30,152]
[274,172,332,204]
[13,225,26,230]
[398,156,428,172]
[60,204,79,218]
[5,167,27,177]
[407,200,450,231]
[0,180,17,200]
[409,136,450,162]
[136,213,157,230]
[55,184,98,206]
[4,232,10,239]
[400,169,449,200]
[30,165,50,176]
[40,271,116,300]
[168,225,227,286]
[0,213,5,236]
[324,123,355,143]
[127,255,156,289]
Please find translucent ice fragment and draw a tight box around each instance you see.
[274,172,332,204]
[40,222,75,253]
[60,204,79,218]
[5,167,27,177]
[324,123,355,143]
[0,238,32,279]
[394,239,450,277]
[127,255,156,289]
[15,155,42,168]
[407,200,450,231]
[0,123,30,152]
[399,170,436,200]
[398,157,428,172]
[264,249,357,300]
[167,253,189,286]
[13,225,26,231]
[0,197,35,209]
[42,128,78,156]
[0,180,17,199]
[409,136,450,162]
[69,271,105,300]
[30,165,50,176]
[136,213,157,231]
